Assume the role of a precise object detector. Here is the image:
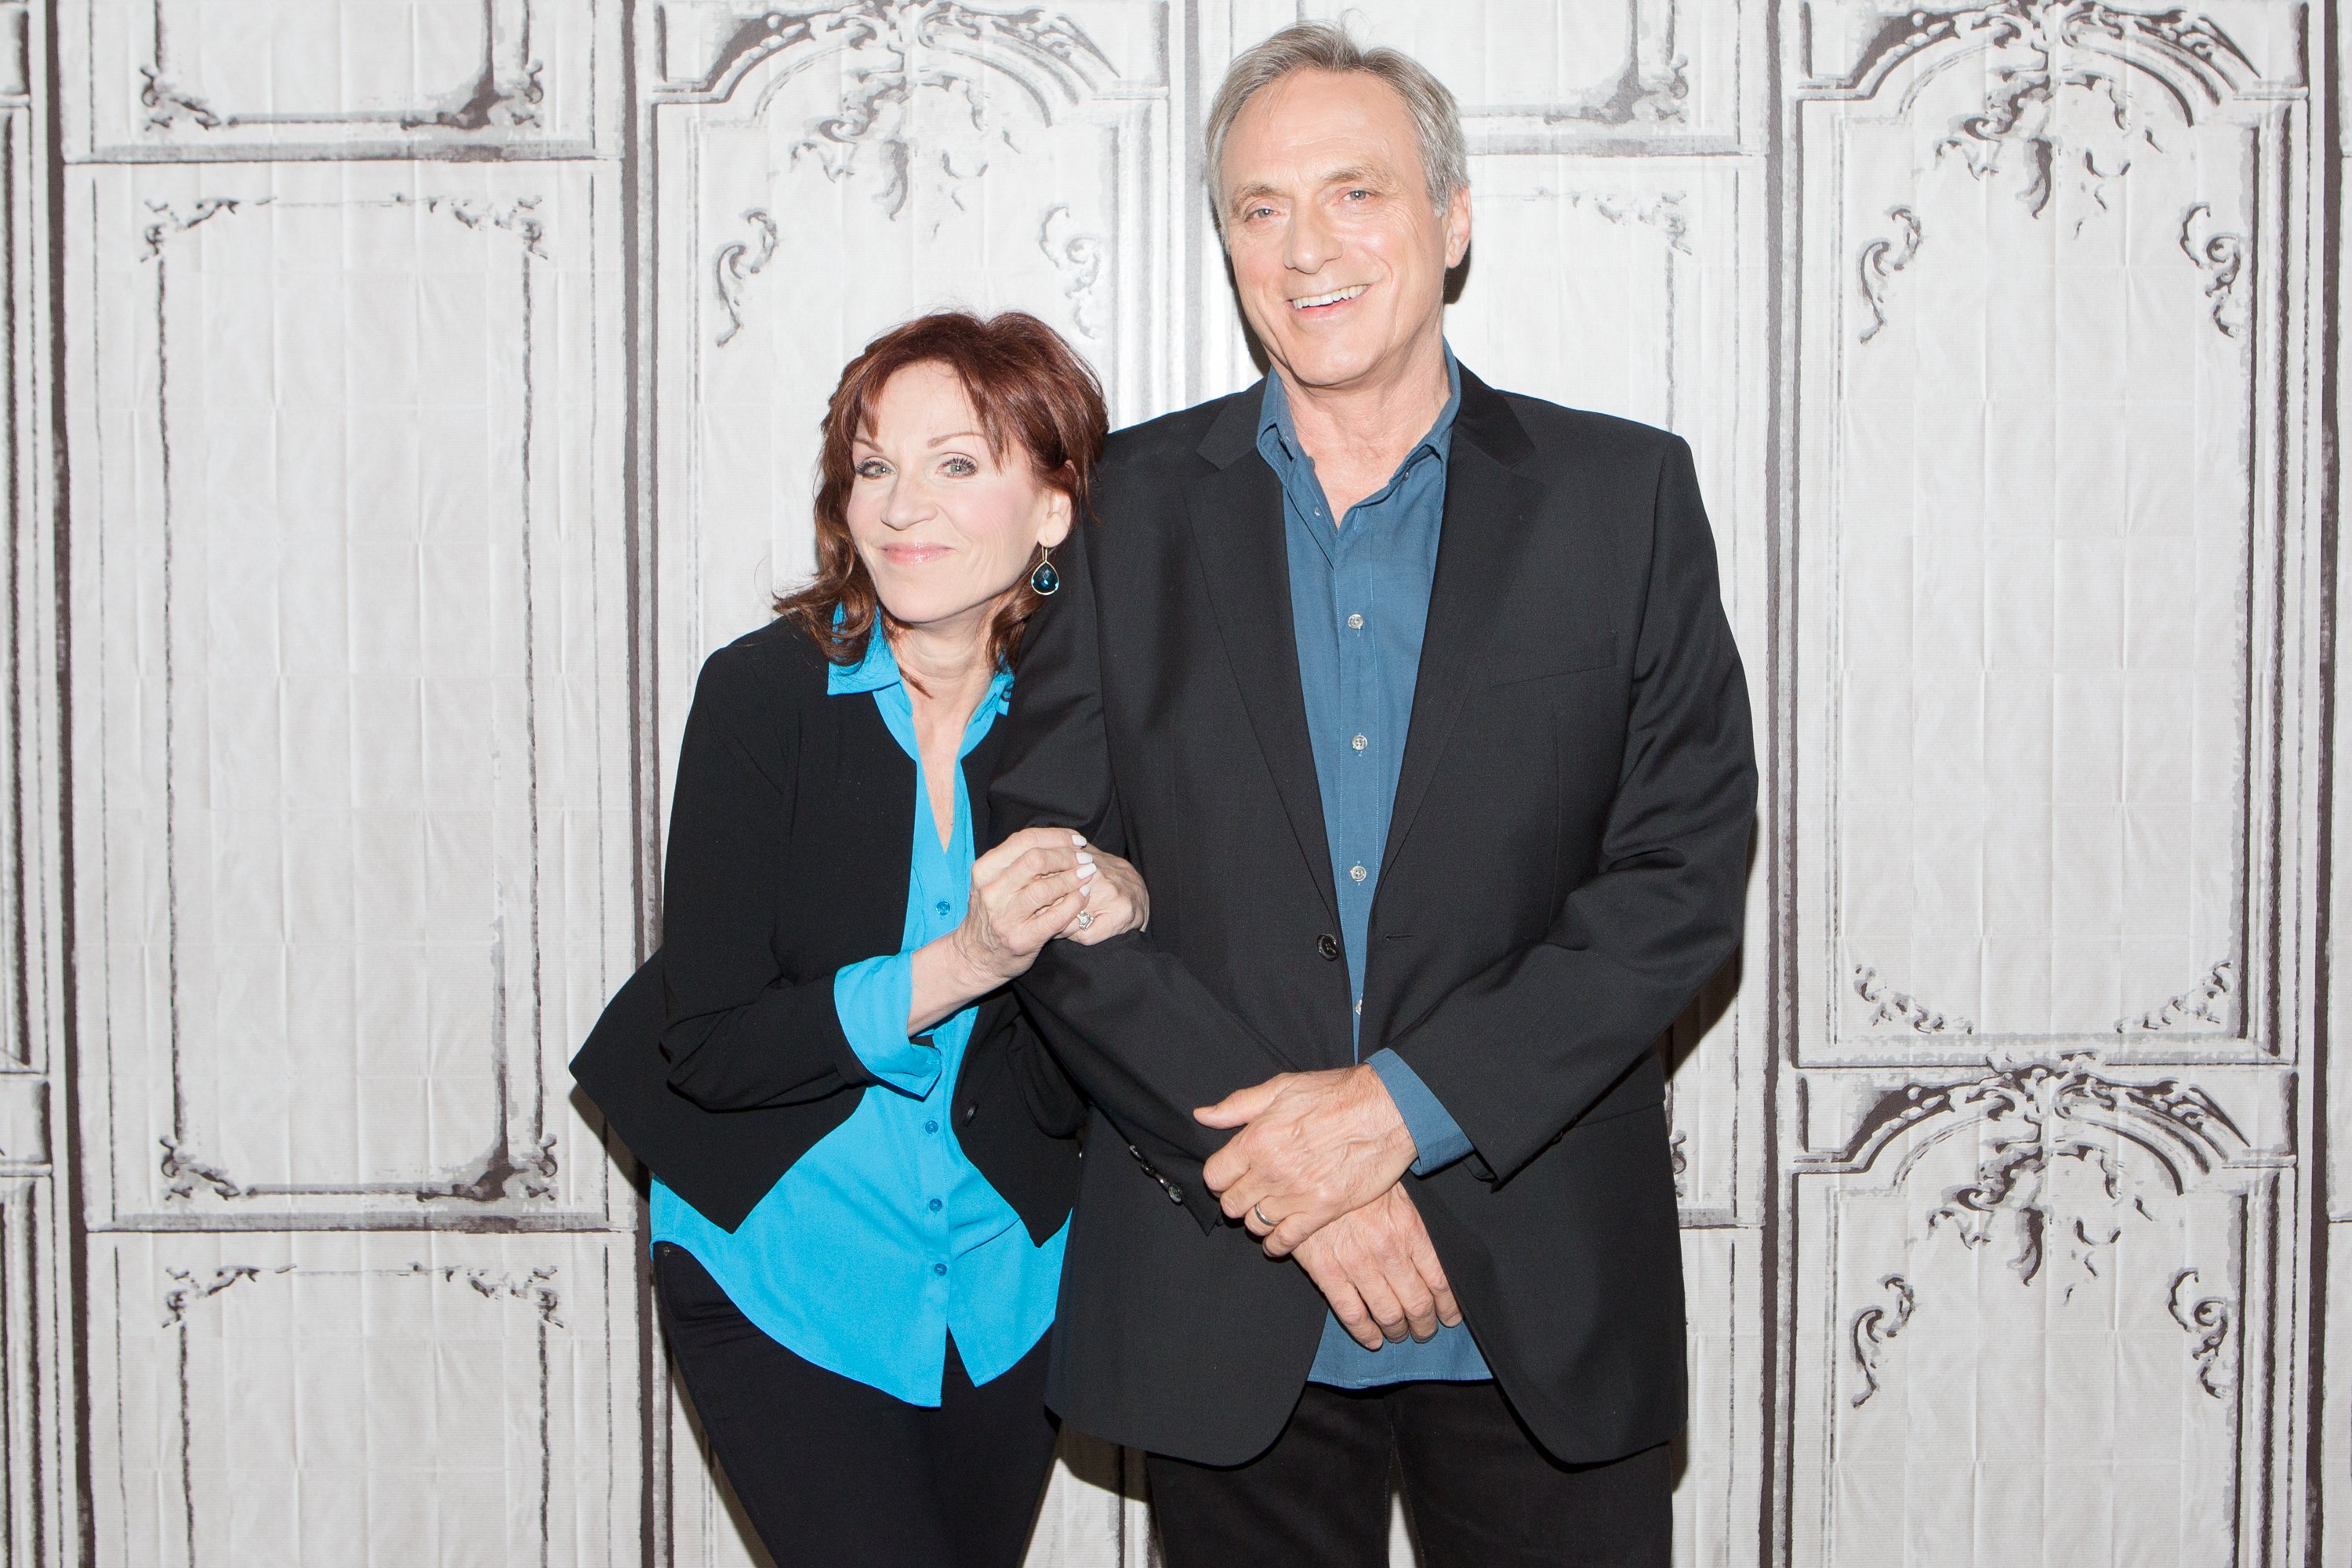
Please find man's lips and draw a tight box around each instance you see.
[1289,283,1368,312]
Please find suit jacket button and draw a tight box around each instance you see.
[1316,934,1341,961]
[962,1104,977,1124]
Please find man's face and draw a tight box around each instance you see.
[1218,68,1470,395]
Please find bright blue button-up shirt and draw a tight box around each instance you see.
[1260,351,1492,1388]
[650,633,1068,1405]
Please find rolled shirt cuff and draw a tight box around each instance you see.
[832,953,940,1095]
[1367,1048,1473,1175]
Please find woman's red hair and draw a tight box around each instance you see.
[776,310,1108,673]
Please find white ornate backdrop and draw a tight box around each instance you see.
[0,1,2342,1563]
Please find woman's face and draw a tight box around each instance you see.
[846,361,1073,639]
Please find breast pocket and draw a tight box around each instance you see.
[1483,632,1618,691]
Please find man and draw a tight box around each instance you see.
[991,23,1754,1566]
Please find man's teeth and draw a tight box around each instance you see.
[1292,285,1367,309]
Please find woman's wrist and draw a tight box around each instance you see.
[906,931,1009,1035]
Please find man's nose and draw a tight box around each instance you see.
[1284,205,1339,273]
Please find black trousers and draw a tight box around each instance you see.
[653,1242,1061,1568]
[1148,1379,1672,1568]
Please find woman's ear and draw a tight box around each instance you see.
[1037,485,1075,550]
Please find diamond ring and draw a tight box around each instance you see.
[1075,912,1096,930]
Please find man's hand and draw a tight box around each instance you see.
[1196,1064,1418,1256]
[1293,1185,1464,1350]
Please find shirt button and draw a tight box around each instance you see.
[928,1198,943,1213]
[1351,734,1367,752]
[1348,613,1364,630]
[935,900,952,917]
[1317,934,1341,961]
[933,1262,948,1276]
[924,1120,938,1134]
[1350,864,1367,883]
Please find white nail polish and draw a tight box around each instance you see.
[1076,851,1095,865]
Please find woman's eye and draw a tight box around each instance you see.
[940,456,978,477]
[855,458,890,479]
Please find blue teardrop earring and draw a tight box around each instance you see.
[1029,546,1061,597]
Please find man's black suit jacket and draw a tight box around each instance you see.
[571,622,1083,1241]
[989,367,1755,1466]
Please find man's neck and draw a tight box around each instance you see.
[1272,334,1450,522]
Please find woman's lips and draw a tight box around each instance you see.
[880,544,953,566]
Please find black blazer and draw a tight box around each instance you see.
[991,368,1755,1465]
[571,621,1083,1240]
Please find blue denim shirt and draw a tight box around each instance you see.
[1259,352,1492,1387]
[650,632,1067,1405]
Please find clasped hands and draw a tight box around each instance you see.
[1195,1066,1464,1351]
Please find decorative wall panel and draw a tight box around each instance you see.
[67,0,608,160]
[64,161,633,1228]
[86,1232,630,1566]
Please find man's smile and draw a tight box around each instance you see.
[1290,283,1369,311]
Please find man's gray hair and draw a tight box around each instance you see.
[1203,22,1468,231]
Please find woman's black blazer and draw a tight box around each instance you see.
[570,619,1084,1238]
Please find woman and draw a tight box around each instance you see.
[572,310,1144,1564]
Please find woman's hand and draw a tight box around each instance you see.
[952,827,1089,985]
[1062,845,1148,945]
[907,828,1085,1034]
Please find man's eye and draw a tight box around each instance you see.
[855,459,891,479]
[940,456,978,477]
[1245,205,1276,220]
[1345,188,1374,201]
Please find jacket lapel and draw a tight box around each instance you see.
[1183,386,1341,926]
[1380,372,1546,873]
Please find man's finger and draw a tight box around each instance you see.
[1297,1246,1381,1352]
[1385,1191,1463,1328]
[1192,1077,1285,1130]
[1347,1253,1410,1344]
[1262,1210,1322,1258]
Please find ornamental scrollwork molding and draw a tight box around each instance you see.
[1810,1057,2246,1289]
[159,1136,244,1200]
[2166,1267,2234,1398]
[1853,964,1973,1034]
[690,2,1115,222]
[139,67,219,131]
[1038,204,1105,339]
[1857,205,1923,343]
[2116,958,2234,1033]
[162,1263,285,1325]
[713,209,781,347]
[1849,1274,1917,1406]
[139,196,258,260]
[2177,206,2249,339]
[1844,3,2256,227]
[387,193,550,259]
[163,1261,562,1327]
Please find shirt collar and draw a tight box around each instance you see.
[1256,343,1463,471]
[824,617,1015,725]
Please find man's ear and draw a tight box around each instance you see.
[1037,485,1076,550]
[1443,185,1472,269]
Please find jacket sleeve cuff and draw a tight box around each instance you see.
[1367,1048,1474,1175]
[833,954,940,1095]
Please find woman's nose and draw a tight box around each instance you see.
[876,478,932,530]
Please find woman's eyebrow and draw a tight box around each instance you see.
[927,430,987,447]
